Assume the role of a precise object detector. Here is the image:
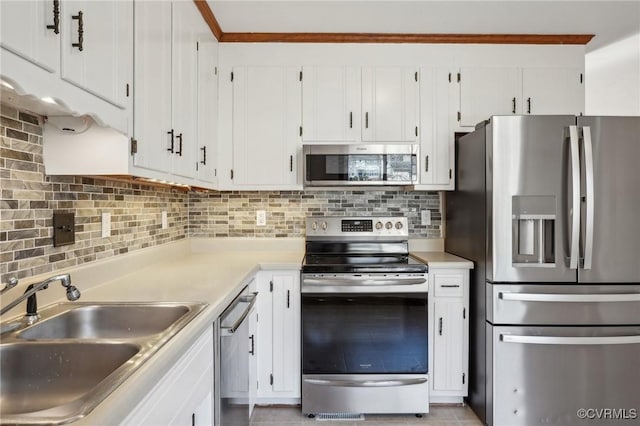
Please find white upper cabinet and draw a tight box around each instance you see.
[301,66,360,142]
[522,68,584,115]
[196,39,219,184]
[133,1,208,182]
[132,1,173,173]
[459,67,522,127]
[230,66,301,188]
[418,67,455,189]
[170,1,199,179]
[361,67,419,142]
[0,0,132,134]
[459,66,585,127]
[60,1,132,109]
[0,0,60,73]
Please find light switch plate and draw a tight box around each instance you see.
[161,211,168,229]
[421,210,431,226]
[101,212,111,238]
[256,210,266,226]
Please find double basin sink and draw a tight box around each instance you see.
[0,302,207,424]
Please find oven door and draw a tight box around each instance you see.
[303,144,418,186]
[302,291,428,375]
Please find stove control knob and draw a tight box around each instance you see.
[375,221,383,230]
[311,221,318,231]
[385,221,393,230]
[395,221,403,230]
[320,221,328,231]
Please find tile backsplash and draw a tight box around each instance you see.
[189,190,441,238]
[1,103,441,282]
[1,105,188,282]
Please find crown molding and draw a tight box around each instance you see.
[193,1,594,46]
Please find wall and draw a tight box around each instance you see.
[189,190,441,238]
[0,104,189,283]
[585,33,640,115]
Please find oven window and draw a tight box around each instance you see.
[302,293,427,374]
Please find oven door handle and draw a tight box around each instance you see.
[303,378,427,387]
[303,277,427,286]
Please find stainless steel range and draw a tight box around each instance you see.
[301,216,429,417]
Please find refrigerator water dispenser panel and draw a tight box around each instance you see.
[512,196,556,267]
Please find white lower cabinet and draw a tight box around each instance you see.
[256,270,301,403]
[428,268,469,403]
[124,325,214,425]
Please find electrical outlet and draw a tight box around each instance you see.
[161,211,168,229]
[256,210,266,226]
[101,212,111,238]
[421,210,431,226]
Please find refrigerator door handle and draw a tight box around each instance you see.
[582,126,595,270]
[568,125,581,269]
[499,291,640,303]
[501,334,640,345]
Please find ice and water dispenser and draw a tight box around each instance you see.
[512,196,556,266]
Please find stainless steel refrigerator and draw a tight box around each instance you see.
[445,116,640,426]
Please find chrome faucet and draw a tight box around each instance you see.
[0,273,81,324]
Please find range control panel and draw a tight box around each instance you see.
[306,217,409,239]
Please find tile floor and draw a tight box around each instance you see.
[251,405,483,426]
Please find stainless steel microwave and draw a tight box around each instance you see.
[303,144,418,187]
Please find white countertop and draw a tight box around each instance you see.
[1,238,470,424]
[411,251,474,269]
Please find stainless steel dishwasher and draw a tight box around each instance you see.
[215,286,257,426]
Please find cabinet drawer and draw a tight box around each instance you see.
[434,274,464,297]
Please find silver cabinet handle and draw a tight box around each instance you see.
[501,334,640,345]
[582,126,594,270]
[568,125,581,269]
[221,292,257,333]
[499,292,640,302]
[304,277,426,286]
[303,378,427,387]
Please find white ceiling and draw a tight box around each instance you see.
[206,0,640,51]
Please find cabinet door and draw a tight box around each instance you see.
[196,39,219,184]
[459,67,521,127]
[419,67,453,187]
[433,299,465,392]
[271,273,300,394]
[256,271,301,400]
[301,66,359,142]
[170,1,199,179]
[522,68,584,115]
[132,0,172,173]
[0,0,60,73]
[60,0,132,109]
[361,67,418,142]
[231,67,301,187]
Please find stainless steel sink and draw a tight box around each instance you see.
[0,342,140,415]
[0,301,207,425]
[18,303,191,340]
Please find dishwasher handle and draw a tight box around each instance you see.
[221,292,257,334]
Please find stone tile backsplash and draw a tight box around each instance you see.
[188,190,441,238]
[1,105,188,282]
[1,103,441,282]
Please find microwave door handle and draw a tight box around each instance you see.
[582,126,595,270]
[568,125,581,269]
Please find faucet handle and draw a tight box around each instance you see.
[1,277,18,295]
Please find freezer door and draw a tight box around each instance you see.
[490,116,577,282]
[489,324,640,426]
[488,283,640,325]
[577,117,640,283]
